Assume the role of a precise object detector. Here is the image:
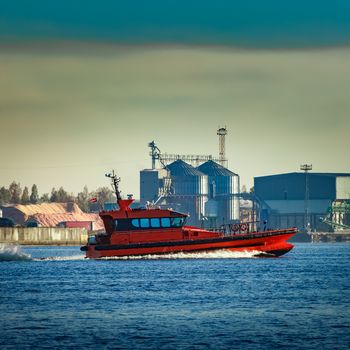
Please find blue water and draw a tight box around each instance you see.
[0,244,349,349]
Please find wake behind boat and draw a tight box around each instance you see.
[81,171,297,259]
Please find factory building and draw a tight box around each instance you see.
[197,160,239,226]
[140,128,240,227]
[140,160,208,226]
[166,160,208,225]
[140,168,169,205]
[140,159,240,227]
[254,172,350,231]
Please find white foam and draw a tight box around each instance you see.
[0,244,262,262]
[98,249,261,260]
[0,244,32,261]
[34,255,86,261]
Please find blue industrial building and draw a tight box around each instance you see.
[254,172,350,231]
[140,160,240,227]
[197,160,239,225]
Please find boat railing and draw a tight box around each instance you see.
[206,221,266,236]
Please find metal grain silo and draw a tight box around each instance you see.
[197,160,239,223]
[166,160,208,225]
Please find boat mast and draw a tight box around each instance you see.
[105,170,122,201]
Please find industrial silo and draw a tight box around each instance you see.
[166,160,208,226]
[197,160,239,224]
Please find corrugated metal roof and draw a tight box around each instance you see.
[197,160,237,176]
[167,160,205,177]
[14,202,82,216]
[12,202,104,230]
[28,212,104,230]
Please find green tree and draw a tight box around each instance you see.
[56,187,68,202]
[56,187,75,202]
[21,186,30,204]
[40,193,50,203]
[50,187,74,203]
[0,186,11,205]
[90,186,115,210]
[9,181,22,204]
[30,184,39,204]
[77,185,89,212]
[50,188,58,202]
[67,192,75,202]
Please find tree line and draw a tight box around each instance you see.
[0,181,116,213]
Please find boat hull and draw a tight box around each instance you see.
[82,229,296,259]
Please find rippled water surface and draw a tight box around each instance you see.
[0,243,349,349]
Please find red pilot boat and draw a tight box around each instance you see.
[81,172,297,258]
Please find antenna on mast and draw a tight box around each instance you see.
[105,170,122,200]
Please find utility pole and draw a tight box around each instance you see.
[300,164,312,232]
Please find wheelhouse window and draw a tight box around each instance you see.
[161,218,171,227]
[111,216,185,231]
[140,218,149,228]
[171,217,184,227]
[150,218,160,228]
[131,219,139,228]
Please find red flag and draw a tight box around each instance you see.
[89,197,97,203]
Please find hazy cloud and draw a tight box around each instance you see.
[0,43,349,195]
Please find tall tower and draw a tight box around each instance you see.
[148,141,161,169]
[217,127,228,167]
[300,164,312,232]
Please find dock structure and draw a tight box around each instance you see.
[311,231,350,243]
[0,227,88,245]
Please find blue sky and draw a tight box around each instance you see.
[1,0,350,47]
